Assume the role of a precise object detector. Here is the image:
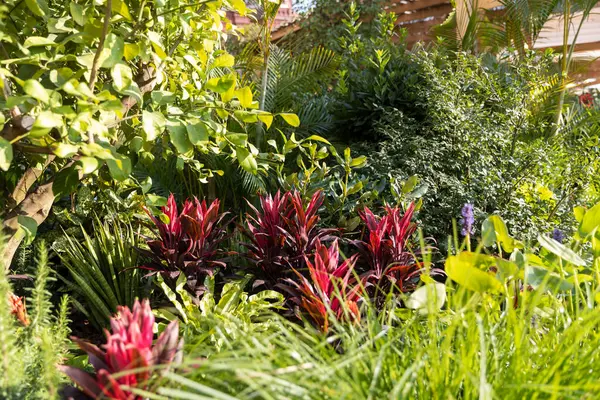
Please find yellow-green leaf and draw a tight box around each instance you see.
[445,254,503,293]
[24,80,50,104]
[258,113,273,129]
[0,138,13,171]
[235,86,253,108]
[279,113,300,127]
[236,146,257,174]
[213,53,235,68]
[52,143,79,158]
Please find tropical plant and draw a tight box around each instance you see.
[142,194,231,302]
[56,216,146,329]
[240,190,335,290]
[0,241,70,400]
[155,274,284,348]
[286,239,361,331]
[0,0,297,268]
[60,299,182,400]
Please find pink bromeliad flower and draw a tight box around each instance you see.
[60,299,182,399]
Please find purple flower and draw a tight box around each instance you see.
[460,203,475,237]
[552,228,565,243]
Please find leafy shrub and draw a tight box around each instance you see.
[60,299,181,400]
[57,217,146,328]
[142,194,230,302]
[0,241,70,400]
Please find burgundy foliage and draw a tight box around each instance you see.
[142,194,230,300]
[60,299,182,400]
[240,190,336,288]
[287,239,361,331]
[352,203,431,293]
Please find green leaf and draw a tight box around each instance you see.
[100,34,124,68]
[445,254,503,293]
[349,155,367,168]
[406,283,446,314]
[111,63,133,91]
[25,0,49,17]
[0,138,13,171]
[579,202,600,238]
[305,135,331,145]
[213,53,235,68]
[279,113,300,127]
[147,31,167,59]
[52,143,79,158]
[226,133,248,147]
[24,36,57,48]
[481,215,521,253]
[234,86,253,108]
[402,175,418,194]
[77,156,100,174]
[49,68,74,87]
[106,153,132,181]
[538,235,585,267]
[205,75,236,93]
[151,90,176,105]
[30,111,63,137]
[236,146,257,175]
[187,121,209,146]
[53,166,80,198]
[124,43,140,61]
[145,194,167,207]
[142,110,166,141]
[23,80,50,104]
[258,113,273,129]
[17,216,38,245]
[167,120,193,155]
[112,0,132,20]
[70,2,85,25]
[525,266,573,293]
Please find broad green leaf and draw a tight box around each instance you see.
[258,113,273,129]
[167,120,193,155]
[406,283,446,314]
[142,110,166,141]
[205,75,236,93]
[77,156,100,174]
[226,133,248,147]
[233,110,258,123]
[236,146,257,175]
[402,175,418,193]
[151,90,176,105]
[25,0,49,17]
[53,166,80,198]
[0,138,13,171]
[52,143,79,158]
[100,34,124,68]
[187,122,209,146]
[30,111,63,137]
[146,194,168,207]
[124,43,140,61]
[579,202,600,238]
[234,86,253,108]
[106,153,132,181]
[481,215,522,253]
[49,68,74,87]
[17,216,38,245]
[23,80,50,104]
[213,53,235,68]
[525,266,573,293]
[111,0,132,20]
[279,113,300,127]
[70,2,85,25]
[147,31,167,59]
[538,235,585,267]
[111,63,133,91]
[349,155,367,168]
[121,82,143,106]
[230,0,248,15]
[445,254,503,293]
[24,36,57,47]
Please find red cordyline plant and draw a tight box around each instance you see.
[240,190,336,288]
[287,239,362,331]
[60,299,182,400]
[352,203,438,295]
[142,194,230,300]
